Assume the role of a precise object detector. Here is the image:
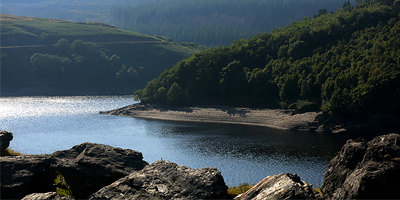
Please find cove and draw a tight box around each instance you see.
[0,95,361,186]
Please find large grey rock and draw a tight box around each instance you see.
[0,130,13,152]
[21,192,74,200]
[51,142,149,199]
[234,173,319,200]
[0,155,53,199]
[89,160,228,200]
[321,133,400,199]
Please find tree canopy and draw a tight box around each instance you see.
[135,0,400,116]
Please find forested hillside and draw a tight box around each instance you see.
[134,0,400,117]
[0,15,206,95]
[110,0,356,46]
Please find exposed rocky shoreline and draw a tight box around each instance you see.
[101,103,400,134]
[1,131,400,199]
[100,103,322,131]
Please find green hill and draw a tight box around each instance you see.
[0,14,206,96]
[134,0,400,117]
[0,0,156,23]
[1,14,161,46]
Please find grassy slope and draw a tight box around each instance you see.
[0,14,206,95]
[0,14,160,45]
[0,14,205,52]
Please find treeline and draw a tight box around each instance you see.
[134,0,400,116]
[0,14,206,95]
[2,39,145,93]
[1,39,204,95]
[110,0,356,46]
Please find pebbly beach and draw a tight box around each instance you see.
[100,103,321,131]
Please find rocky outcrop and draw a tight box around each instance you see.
[314,113,400,134]
[21,192,74,200]
[0,155,53,199]
[234,173,320,200]
[4,132,400,200]
[321,133,400,199]
[50,142,149,199]
[89,160,228,199]
[0,130,13,152]
[2,142,227,200]
[0,142,148,199]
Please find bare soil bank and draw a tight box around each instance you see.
[101,103,321,130]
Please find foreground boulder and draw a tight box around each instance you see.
[89,160,228,199]
[1,142,148,199]
[234,173,320,200]
[21,192,74,200]
[321,133,400,199]
[0,155,53,199]
[51,142,149,199]
[0,130,13,152]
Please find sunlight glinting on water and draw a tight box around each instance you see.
[0,95,352,186]
[0,96,136,119]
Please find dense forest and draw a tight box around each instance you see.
[0,15,205,95]
[134,0,400,117]
[110,0,356,46]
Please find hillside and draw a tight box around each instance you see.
[0,14,162,46]
[134,0,400,117]
[110,0,357,46]
[3,0,357,47]
[0,0,156,23]
[0,14,206,96]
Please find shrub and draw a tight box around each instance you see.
[226,183,254,198]
[1,148,22,156]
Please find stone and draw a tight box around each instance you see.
[50,142,149,199]
[321,133,400,199]
[21,192,74,200]
[234,173,320,200]
[0,155,53,199]
[314,113,399,134]
[0,130,13,152]
[88,160,228,200]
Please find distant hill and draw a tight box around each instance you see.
[0,14,206,96]
[1,14,162,46]
[110,0,357,46]
[0,0,156,23]
[134,0,400,117]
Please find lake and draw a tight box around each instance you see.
[0,95,360,187]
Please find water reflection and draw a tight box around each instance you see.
[0,95,363,186]
[137,119,370,186]
[144,121,350,161]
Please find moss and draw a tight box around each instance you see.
[54,172,73,197]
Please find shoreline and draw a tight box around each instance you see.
[100,103,321,131]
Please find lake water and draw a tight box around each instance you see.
[0,95,361,187]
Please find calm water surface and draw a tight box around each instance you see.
[0,95,359,186]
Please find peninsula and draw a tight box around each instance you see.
[100,103,321,130]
